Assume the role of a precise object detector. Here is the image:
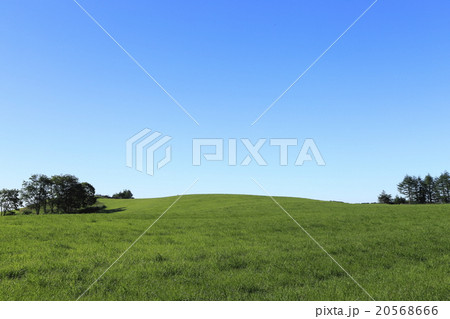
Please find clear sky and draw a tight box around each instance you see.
[1,0,449,203]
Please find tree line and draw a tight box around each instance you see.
[379,172,450,204]
[97,190,134,199]
[112,189,134,199]
[0,174,96,216]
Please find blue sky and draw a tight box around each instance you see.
[1,0,449,203]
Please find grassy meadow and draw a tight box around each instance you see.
[0,195,448,300]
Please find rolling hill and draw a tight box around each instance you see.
[0,195,448,300]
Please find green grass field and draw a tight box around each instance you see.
[0,195,448,301]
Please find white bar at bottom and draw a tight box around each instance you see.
[1,301,448,319]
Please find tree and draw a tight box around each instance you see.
[48,176,58,214]
[413,177,426,204]
[435,171,450,203]
[0,190,5,216]
[422,174,436,204]
[0,189,22,216]
[3,174,98,215]
[397,175,415,204]
[378,190,393,204]
[81,182,97,207]
[393,195,406,205]
[112,190,134,199]
[389,172,449,205]
[38,175,52,214]
[52,175,84,214]
[21,174,49,215]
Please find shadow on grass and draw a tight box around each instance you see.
[63,206,127,215]
[4,206,127,216]
[99,207,126,214]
